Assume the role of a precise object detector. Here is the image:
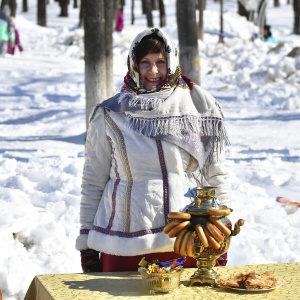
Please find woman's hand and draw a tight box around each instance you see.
[80,249,102,273]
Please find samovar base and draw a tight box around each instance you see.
[187,269,219,287]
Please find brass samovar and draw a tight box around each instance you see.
[166,186,244,287]
[187,186,244,286]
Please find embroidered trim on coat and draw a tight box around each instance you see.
[156,140,169,224]
[105,111,133,232]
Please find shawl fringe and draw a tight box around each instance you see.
[127,114,229,144]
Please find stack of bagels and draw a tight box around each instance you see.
[163,207,231,257]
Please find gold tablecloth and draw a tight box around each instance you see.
[24,262,299,300]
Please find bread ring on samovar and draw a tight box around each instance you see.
[163,220,183,234]
[203,227,221,249]
[206,221,224,243]
[167,211,191,220]
[168,220,191,238]
[174,228,189,254]
[179,230,192,256]
[186,231,196,257]
[195,224,209,248]
[207,206,231,217]
[209,216,231,236]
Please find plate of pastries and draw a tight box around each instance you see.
[218,271,281,292]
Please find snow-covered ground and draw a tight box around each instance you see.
[0,0,299,299]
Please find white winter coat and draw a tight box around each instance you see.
[76,85,230,256]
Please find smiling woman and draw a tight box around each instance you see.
[138,53,167,90]
[135,33,168,91]
[76,28,230,273]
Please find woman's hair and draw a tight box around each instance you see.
[136,33,167,65]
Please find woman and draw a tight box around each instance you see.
[76,28,230,272]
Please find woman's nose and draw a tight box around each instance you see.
[149,63,158,72]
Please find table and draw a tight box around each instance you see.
[24,262,299,300]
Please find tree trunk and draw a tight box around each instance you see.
[104,0,114,99]
[84,0,114,128]
[74,0,78,9]
[59,0,69,17]
[0,0,6,10]
[274,0,280,6]
[79,0,86,27]
[0,0,17,16]
[37,0,47,26]
[9,0,16,16]
[151,0,157,10]
[176,0,200,84]
[84,0,105,128]
[22,0,28,12]
[294,0,300,34]
[131,0,135,24]
[257,0,267,32]
[238,1,250,20]
[142,0,146,13]
[144,0,153,27]
[198,0,204,40]
[158,0,166,27]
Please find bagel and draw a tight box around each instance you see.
[163,220,183,234]
[207,206,231,217]
[203,226,220,249]
[195,224,209,248]
[174,228,189,254]
[179,230,191,256]
[186,231,196,257]
[168,220,191,238]
[209,216,231,236]
[206,221,224,243]
[167,211,191,220]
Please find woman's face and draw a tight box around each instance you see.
[138,53,167,90]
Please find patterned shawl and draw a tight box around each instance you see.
[99,28,229,179]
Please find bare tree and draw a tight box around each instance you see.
[73,0,78,9]
[0,0,7,9]
[84,0,114,128]
[238,1,251,20]
[22,0,28,12]
[37,0,47,26]
[257,0,267,30]
[143,0,154,27]
[151,0,157,10]
[79,0,86,27]
[158,0,166,27]
[131,0,135,24]
[104,1,114,98]
[58,0,69,17]
[0,0,17,16]
[10,0,16,16]
[198,0,205,40]
[294,0,300,34]
[274,0,280,6]
[176,0,200,84]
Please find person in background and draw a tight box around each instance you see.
[7,17,23,55]
[0,5,14,56]
[262,24,278,44]
[76,28,231,273]
[115,6,124,32]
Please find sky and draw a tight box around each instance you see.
[0,0,299,299]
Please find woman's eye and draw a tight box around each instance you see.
[157,61,166,66]
[140,61,150,67]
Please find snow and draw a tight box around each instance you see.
[0,0,299,299]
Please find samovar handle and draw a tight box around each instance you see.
[230,219,245,236]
